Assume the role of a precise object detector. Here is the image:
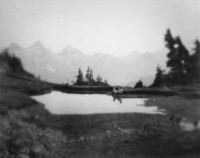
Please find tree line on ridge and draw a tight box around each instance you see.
[135,29,200,88]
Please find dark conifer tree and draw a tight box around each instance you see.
[10,55,24,73]
[96,75,102,85]
[165,29,176,60]
[104,79,108,85]
[164,29,190,85]
[151,66,163,87]
[76,68,84,85]
[134,79,144,88]
[193,40,200,82]
[174,36,190,83]
[89,68,94,80]
[74,66,109,86]
[189,40,200,83]
[165,29,177,84]
[85,66,90,82]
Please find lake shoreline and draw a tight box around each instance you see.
[53,84,179,96]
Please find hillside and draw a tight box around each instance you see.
[0,49,51,94]
[0,49,34,77]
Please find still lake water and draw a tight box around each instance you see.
[32,91,163,115]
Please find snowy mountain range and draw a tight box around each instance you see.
[6,42,168,86]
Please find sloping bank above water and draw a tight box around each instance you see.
[53,84,178,96]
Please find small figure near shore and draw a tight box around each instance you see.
[112,87,123,95]
[113,88,117,95]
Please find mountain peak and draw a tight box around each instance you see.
[126,51,139,57]
[9,42,22,49]
[31,41,44,49]
[63,45,79,52]
[27,41,53,56]
[60,45,84,56]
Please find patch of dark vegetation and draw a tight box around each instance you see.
[149,29,200,88]
[53,84,113,94]
[73,66,110,86]
[0,49,34,77]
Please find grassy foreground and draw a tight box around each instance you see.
[1,72,200,158]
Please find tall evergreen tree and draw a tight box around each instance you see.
[165,29,176,60]
[193,40,200,82]
[193,40,200,59]
[165,29,177,85]
[76,68,84,85]
[96,75,102,83]
[85,66,90,81]
[104,79,108,85]
[174,36,190,83]
[151,66,163,87]
[164,29,190,85]
[89,68,94,80]
[189,40,200,83]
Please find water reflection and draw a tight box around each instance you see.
[179,118,200,131]
[113,97,122,104]
[32,91,163,115]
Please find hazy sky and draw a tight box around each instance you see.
[0,0,199,56]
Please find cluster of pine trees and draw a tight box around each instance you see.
[74,67,109,86]
[150,29,200,87]
[0,49,34,78]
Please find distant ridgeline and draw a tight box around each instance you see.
[0,49,34,78]
[135,29,200,88]
[74,67,110,86]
